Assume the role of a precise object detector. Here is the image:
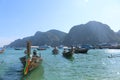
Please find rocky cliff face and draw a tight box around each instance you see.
[63,21,119,46]
[8,29,67,47]
[116,30,120,37]
[8,21,120,47]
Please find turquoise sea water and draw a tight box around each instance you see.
[0,48,120,80]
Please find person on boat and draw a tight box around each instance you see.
[52,47,58,53]
[30,50,40,68]
[32,50,40,62]
[24,50,32,62]
[63,48,67,53]
[69,46,74,53]
[33,50,39,57]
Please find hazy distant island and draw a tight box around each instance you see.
[8,21,120,47]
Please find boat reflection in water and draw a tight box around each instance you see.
[21,65,44,80]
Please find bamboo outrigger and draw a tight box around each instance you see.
[20,41,42,75]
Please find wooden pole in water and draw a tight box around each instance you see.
[26,41,31,57]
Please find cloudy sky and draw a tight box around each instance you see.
[0,0,120,46]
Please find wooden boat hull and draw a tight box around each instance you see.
[20,56,42,75]
[52,49,59,54]
[74,48,88,54]
[63,52,73,58]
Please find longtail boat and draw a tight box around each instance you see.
[63,51,73,58]
[0,48,4,54]
[14,48,23,50]
[20,41,42,75]
[52,47,59,54]
[74,48,88,54]
[62,48,74,58]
